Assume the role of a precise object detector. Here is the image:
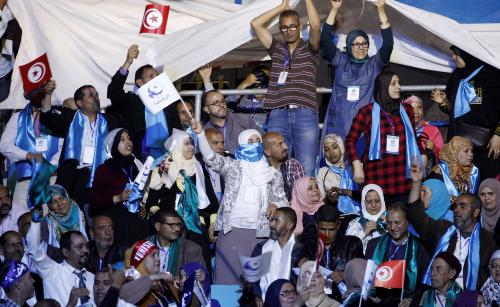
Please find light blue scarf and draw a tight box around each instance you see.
[13,104,59,178]
[423,223,481,291]
[438,161,480,196]
[144,108,169,159]
[235,143,264,162]
[64,110,108,187]
[327,165,360,214]
[368,102,422,179]
[454,65,484,118]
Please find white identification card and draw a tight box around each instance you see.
[277,71,288,86]
[347,86,360,101]
[386,135,400,155]
[82,146,95,164]
[35,137,48,152]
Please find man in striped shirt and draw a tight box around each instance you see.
[251,0,321,176]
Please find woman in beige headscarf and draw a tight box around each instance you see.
[430,136,480,199]
[296,261,340,307]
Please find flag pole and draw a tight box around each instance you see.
[358,292,363,307]
[400,261,406,302]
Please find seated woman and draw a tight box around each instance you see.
[145,129,211,270]
[428,136,480,199]
[122,240,178,306]
[264,279,298,307]
[42,184,87,262]
[481,250,500,306]
[478,178,500,232]
[190,122,287,285]
[90,128,150,248]
[291,176,324,235]
[296,261,340,307]
[421,179,453,222]
[316,133,360,216]
[346,184,386,252]
[404,94,444,174]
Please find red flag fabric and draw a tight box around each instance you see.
[374,260,406,289]
[139,4,170,35]
[19,53,52,94]
[315,233,327,269]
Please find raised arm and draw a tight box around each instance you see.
[107,44,139,105]
[376,0,390,29]
[321,0,342,63]
[375,0,393,64]
[305,0,321,51]
[251,0,290,50]
[40,80,74,136]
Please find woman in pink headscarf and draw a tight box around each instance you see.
[290,176,324,235]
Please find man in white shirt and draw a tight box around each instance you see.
[251,207,300,300]
[26,222,94,305]
[0,82,62,210]
[0,186,27,234]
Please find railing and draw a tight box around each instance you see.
[180,85,447,121]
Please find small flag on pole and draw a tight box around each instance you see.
[139,3,170,35]
[137,72,181,115]
[374,260,406,289]
[19,53,52,94]
[238,252,272,283]
[361,259,377,301]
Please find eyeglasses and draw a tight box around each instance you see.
[490,263,500,270]
[159,222,183,229]
[205,98,226,107]
[279,289,297,297]
[279,25,298,33]
[351,42,369,50]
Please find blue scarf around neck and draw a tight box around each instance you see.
[235,143,264,162]
[454,65,484,119]
[143,108,169,159]
[438,161,479,197]
[327,165,360,214]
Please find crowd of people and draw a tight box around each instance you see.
[0,0,499,306]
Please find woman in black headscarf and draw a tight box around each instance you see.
[90,128,150,247]
[431,46,500,179]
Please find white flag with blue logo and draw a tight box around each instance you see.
[361,259,377,301]
[137,72,181,115]
[238,252,272,283]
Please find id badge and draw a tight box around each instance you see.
[277,71,288,86]
[386,135,400,155]
[35,137,48,152]
[347,86,360,101]
[82,146,95,164]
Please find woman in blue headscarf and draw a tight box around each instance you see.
[421,179,453,221]
[320,0,393,141]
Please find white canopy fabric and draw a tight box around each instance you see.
[2,0,499,109]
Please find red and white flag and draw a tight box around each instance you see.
[315,233,327,269]
[139,3,170,35]
[374,260,406,289]
[19,53,52,94]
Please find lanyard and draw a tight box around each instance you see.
[121,166,133,183]
[98,257,103,271]
[388,241,404,260]
[283,44,291,70]
[435,292,446,307]
[381,108,396,135]
[160,246,170,272]
[89,118,97,139]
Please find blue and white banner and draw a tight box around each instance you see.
[137,72,181,115]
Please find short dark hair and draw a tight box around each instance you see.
[73,85,94,103]
[135,64,154,84]
[92,214,113,230]
[457,193,481,209]
[316,205,340,223]
[60,231,85,254]
[201,89,219,109]
[276,207,297,230]
[153,208,181,224]
[386,203,407,218]
[0,231,20,247]
[34,299,62,307]
[279,10,300,21]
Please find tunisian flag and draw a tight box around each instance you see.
[139,3,170,35]
[19,53,52,94]
[374,260,406,289]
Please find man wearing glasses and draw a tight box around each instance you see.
[251,0,321,176]
[148,209,205,276]
[203,89,264,154]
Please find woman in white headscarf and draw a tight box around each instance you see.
[190,121,287,285]
[345,184,387,252]
[481,250,500,306]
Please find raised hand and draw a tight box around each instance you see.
[190,119,203,134]
[331,0,342,10]
[430,89,447,105]
[409,161,424,182]
[44,79,56,95]
[198,64,212,83]
[375,0,385,9]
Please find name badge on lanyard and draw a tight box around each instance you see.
[347,86,360,101]
[35,136,49,152]
[277,45,291,87]
[383,110,399,155]
[82,146,95,164]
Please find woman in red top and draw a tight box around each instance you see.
[346,71,425,203]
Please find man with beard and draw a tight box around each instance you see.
[366,203,429,307]
[202,89,264,154]
[406,162,498,291]
[40,82,119,205]
[251,207,301,300]
[0,81,62,209]
[263,132,304,200]
[0,186,27,233]
[87,215,126,274]
[26,222,94,305]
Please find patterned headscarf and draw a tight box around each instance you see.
[439,136,474,185]
[481,250,500,306]
[322,134,345,168]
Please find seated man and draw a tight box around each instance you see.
[107,44,182,159]
[0,261,35,307]
[87,215,126,274]
[416,252,462,306]
[92,267,132,307]
[300,204,364,302]
[251,207,301,300]
[148,209,205,275]
[366,203,430,306]
[0,185,27,234]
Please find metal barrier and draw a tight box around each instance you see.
[180,85,446,121]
